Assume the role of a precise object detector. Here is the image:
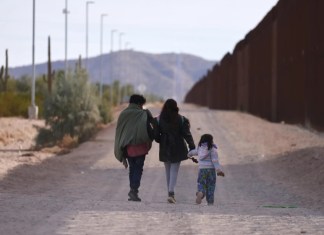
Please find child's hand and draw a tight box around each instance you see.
[217,171,225,177]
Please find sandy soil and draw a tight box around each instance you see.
[0,104,323,234]
[0,118,53,179]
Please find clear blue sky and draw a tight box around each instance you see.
[0,0,278,67]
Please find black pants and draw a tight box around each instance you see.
[127,155,145,191]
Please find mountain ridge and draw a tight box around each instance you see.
[9,51,215,101]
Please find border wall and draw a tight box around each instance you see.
[184,0,324,131]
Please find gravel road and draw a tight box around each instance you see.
[0,104,323,234]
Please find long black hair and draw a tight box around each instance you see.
[160,99,179,124]
[198,134,213,150]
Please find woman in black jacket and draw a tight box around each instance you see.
[154,99,196,203]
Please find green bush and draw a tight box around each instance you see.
[37,71,101,146]
[100,90,113,124]
[0,74,46,117]
[0,92,30,117]
[35,128,56,147]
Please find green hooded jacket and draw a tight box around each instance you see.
[114,103,153,162]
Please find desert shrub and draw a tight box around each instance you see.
[0,73,48,118]
[5,79,17,92]
[35,128,56,147]
[15,75,31,93]
[98,101,112,124]
[0,92,30,117]
[37,71,101,146]
[99,91,113,124]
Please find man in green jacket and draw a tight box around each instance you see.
[114,94,154,201]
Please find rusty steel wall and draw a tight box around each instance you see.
[276,0,307,125]
[185,77,207,106]
[305,0,324,130]
[219,53,231,110]
[185,79,199,104]
[234,39,250,112]
[207,64,220,109]
[228,52,237,110]
[205,69,214,108]
[184,0,324,131]
[246,7,275,120]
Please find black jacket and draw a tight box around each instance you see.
[153,114,195,163]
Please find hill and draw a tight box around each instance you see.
[9,51,215,101]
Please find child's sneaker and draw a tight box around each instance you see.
[196,192,204,204]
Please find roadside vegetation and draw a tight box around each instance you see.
[0,47,161,149]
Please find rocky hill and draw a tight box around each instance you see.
[9,51,215,101]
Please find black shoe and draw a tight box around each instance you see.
[128,189,141,201]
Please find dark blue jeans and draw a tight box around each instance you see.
[127,155,146,191]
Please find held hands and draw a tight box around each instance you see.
[188,157,198,164]
[217,171,225,177]
[191,157,198,163]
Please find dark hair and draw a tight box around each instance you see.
[198,134,213,150]
[160,99,179,123]
[129,94,146,105]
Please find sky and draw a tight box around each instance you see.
[0,0,278,67]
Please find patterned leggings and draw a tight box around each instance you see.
[197,168,216,204]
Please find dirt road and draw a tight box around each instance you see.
[0,104,323,234]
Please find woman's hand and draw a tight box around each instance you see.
[122,158,128,169]
[188,157,198,163]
